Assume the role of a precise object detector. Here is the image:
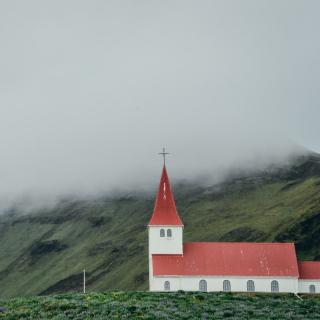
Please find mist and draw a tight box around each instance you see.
[0,0,320,211]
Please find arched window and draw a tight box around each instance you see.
[167,229,172,237]
[223,280,231,292]
[247,280,255,292]
[199,280,207,292]
[271,280,279,292]
[310,285,316,294]
[164,281,170,291]
[160,229,165,237]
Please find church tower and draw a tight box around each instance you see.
[148,164,184,254]
[148,156,184,289]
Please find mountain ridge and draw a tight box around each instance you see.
[0,152,320,298]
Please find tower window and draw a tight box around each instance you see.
[167,229,172,237]
[247,280,255,292]
[271,280,279,292]
[164,281,170,291]
[223,280,231,292]
[199,279,207,292]
[310,285,316,294]
[160,229,165,237]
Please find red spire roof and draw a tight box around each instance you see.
[148,165,183,226]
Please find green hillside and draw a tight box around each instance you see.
[0,153,320,298]
[1,291,320,320]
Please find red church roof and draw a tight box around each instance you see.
[148,165,183,226]
[298,261,320,279]
[153,242,299,277]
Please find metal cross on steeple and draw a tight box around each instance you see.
[158,147,169,165]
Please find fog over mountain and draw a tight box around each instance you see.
[0,1,320,210]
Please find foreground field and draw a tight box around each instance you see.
[0,291,320,320]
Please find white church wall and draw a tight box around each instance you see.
[148,253,153,291]
[298,280,320,294]
[148,226,183,255]
[150,275,299,293]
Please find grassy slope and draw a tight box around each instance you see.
[0,154,320,298]
[1,292,320,319]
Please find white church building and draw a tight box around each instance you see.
[148,163,320,294]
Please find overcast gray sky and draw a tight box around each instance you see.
[0,0,319,205]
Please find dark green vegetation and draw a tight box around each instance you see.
[1,291,320,319]
[0,153,320,298]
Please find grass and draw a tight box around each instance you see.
[1,291,320,320]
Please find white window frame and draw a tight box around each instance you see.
[223,280,231,292]
[199,279,207,292]
[271,280,279,292]
[164,281,170,291]
[310,284,316,294]
[247,280,255,292]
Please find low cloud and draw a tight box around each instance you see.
[0,1,319,212]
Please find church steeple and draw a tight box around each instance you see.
[148,152,184,282]
[148,164,183,226]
